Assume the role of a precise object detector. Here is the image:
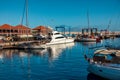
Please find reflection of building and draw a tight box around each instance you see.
[0,50,15,64]
[47,43,75,61]
[0,52,4,61]
[30,49,47,56]
[19,51,28,57]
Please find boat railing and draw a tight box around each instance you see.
[101,63,120,70]
[90,59,120,69]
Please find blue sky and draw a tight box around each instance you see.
[0,0,120,31]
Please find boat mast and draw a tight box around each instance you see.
[26,0,29,27]
[107,20,111,31]
[87,10,90,35]
[87,10,90,29]
[20,0,29,40]
[25,0,29,41]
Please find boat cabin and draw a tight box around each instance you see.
[93,49,120,64]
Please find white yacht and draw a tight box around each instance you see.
[46,31,74,45]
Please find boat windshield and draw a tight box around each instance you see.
[54,33,60,35]
[55,36,65,39]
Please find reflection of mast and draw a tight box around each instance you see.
[19,50,31,80]
[27,53,31,80]
[9,50,14,68]
[19,51,26,69]
[0,52,4,64]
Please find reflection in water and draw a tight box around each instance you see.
[0,43,75,64]
[0,50,31,80]
[0,52,4,64]
[80,42,97,47]
[0,43,75,80]
[0,50,15,64]
[0,39,118,80]
[47,42,75,61]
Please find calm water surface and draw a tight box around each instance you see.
[0,38,119,80]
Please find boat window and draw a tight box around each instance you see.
[55,36,64,39]
[54,33,60,35]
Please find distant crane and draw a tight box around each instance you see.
[55,25,71,37]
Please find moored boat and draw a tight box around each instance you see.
[77,37,96,42]
[46,30,74,45]
[88,62,120,80]
[85,48,120,80]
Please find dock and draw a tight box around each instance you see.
[0,40,46,50]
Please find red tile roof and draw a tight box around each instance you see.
[0,24,31,30]
[14,25,31,30]
[33,26,47,30]
[0,24,14,29]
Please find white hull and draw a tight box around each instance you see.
[46,38,74,45]
[88,63,120,80]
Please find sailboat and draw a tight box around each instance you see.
[76,11,101,42]
[84,46,120,80]
[17,0,46,49]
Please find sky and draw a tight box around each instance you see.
[0,0,120,31]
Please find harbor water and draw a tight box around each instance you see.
[0,38,119,80]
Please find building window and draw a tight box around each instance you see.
[7,30,10,32]
[3,30,5,32]
[11,30,13,32]
[14,30,18,33]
